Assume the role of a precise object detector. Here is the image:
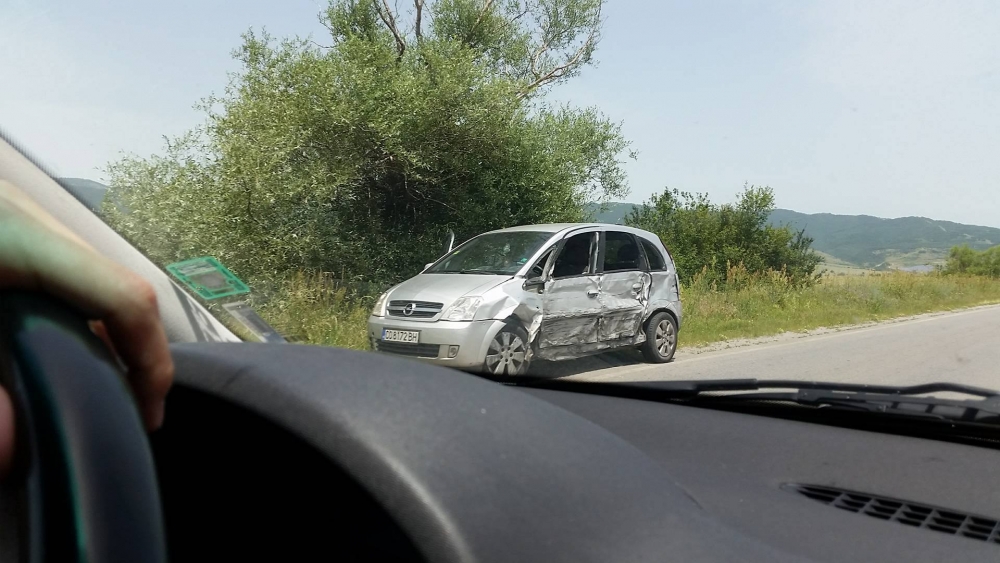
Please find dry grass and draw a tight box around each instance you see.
[680,266,1000,347]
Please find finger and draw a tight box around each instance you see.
[100,285,174,430]
[89,320,120,363]
[0,386,14,479]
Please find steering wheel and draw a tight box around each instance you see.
[0,291,166,563]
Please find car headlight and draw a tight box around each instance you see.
[372,291,389,317]
[442,296,483,321]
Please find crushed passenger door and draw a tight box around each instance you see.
[538,230,602,351]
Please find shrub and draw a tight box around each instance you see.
[943,245,1000,278]
[626,184,822,287]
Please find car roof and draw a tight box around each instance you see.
[484,223,659,240]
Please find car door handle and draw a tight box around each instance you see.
[587,290,599,297]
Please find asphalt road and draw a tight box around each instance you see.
[533,304,1000,390]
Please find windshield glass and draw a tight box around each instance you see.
[426,232,552,275]
[8,0,1000,391]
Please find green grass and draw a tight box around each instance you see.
[680,267,1000,347]
[244,268,1000,353]
[249,272,374,350]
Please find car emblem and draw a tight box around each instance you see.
[403,303,416,316]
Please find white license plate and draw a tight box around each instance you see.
[382,329,420,343]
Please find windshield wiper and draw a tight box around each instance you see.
[517,378,1000,424]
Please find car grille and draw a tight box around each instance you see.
[376,341,441,358]
[387,300,444,319]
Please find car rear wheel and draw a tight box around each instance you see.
[484,323,531,377]
[640,312,677,363]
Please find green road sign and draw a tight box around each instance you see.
[165,257,249,300]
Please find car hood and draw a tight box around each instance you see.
[388,274,512,305]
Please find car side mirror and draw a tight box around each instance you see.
[442,230,455,256]
[523,277,545,293]
[424,263,434,271]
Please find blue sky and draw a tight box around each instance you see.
[2,0,998,226]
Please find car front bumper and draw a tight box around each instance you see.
[367,316,506,370]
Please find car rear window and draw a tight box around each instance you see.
[639,238,666,271]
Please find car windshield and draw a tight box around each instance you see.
[426,232,552,275]
[7,0,1000,394]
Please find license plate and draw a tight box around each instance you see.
[382,329,419,343]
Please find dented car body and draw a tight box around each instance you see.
[367,223,682,375]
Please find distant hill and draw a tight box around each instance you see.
[589,201,1000,268]
[769,209,1000,267]
[59,177,108,212]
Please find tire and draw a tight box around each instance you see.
[640,311,677,363]
[483,322,531,378]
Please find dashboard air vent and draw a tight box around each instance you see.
[783,483,1000,544]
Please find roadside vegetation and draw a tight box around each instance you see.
[626,184,822,287]
[943,245,1000,278]
[97,0,1000,354]
[241,266,1000,352]
[681,265,1000,348]
[248,273,374,349]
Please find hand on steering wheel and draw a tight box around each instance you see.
[0,179,174,477]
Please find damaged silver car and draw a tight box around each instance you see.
[367,224,682,376]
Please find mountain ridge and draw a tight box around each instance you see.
[588,202,1000,268]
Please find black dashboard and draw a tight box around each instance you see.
[157,343,1000,562]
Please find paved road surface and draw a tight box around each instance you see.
[531,304,1000,389]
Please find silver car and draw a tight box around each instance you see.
[367,223,682,375]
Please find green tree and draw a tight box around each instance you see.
[944,244,1000,277]
[626,184,822,286]
[103,0,630,286]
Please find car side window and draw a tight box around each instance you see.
[603,232,641,272]
[551,233,594,278]
[529,247,554,279]
[639,237,666,271]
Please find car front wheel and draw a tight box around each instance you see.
[484,323,531,377]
